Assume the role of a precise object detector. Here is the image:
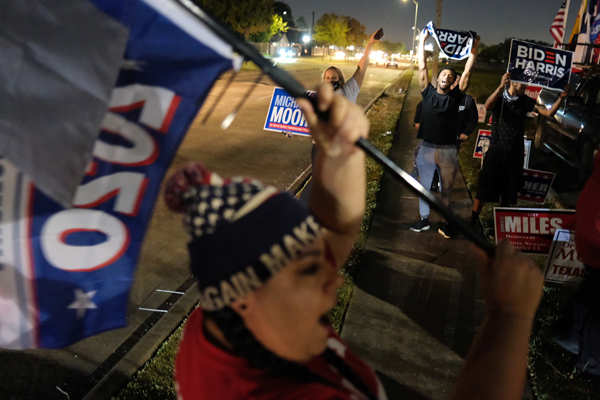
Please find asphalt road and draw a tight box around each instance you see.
[168,60,404,190]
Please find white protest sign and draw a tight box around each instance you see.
[544,229,585,285]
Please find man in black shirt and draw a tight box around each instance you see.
[409,29,479,238]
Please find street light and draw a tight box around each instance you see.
[402,0,419,60]
[302,34,311,44]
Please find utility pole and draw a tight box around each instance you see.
[432,0,442,81]
[312,11,315,56]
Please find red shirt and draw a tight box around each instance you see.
[175,308,387,400]
[575,152,600,268]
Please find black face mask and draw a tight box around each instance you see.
[331,81,341,91]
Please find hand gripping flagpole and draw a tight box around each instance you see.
[172,0,496,257]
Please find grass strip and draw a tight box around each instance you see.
[329,68,414,332]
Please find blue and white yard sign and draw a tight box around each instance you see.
[508,40,573,91]
[264,88,311,137]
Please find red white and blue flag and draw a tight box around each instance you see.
[590,0,600,62]
[550,1,569,48]
[0,0,240,349]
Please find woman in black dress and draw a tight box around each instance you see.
[472,72,567,220]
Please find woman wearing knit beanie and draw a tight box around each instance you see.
[165,83,544,400]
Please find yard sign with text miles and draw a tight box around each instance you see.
[264,88,311,137]
[493,207,575,254]
[544,229,585,285]
[0,0,239,350]
[508,39,573,90]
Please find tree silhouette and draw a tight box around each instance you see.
[344,17,366,47]
[196,0,274,40]
[314,14,349,47]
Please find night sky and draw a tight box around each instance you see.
[285,0,583,49]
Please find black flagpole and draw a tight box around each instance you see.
[172,0,496,257]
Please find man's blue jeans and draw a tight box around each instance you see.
[415,143,458,219]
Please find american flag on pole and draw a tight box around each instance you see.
[550,1,569,48]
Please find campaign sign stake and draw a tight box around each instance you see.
[523,139,532,169]
[508,39,573,91]
[544,229,585,285]
[264,88,311,137]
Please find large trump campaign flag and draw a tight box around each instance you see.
[0,0,240,349]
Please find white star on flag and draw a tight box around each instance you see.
[68,289,98,319]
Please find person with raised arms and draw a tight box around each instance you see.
[471,72,567,221]
[410,28,479,239]
[321,29,382,103]
[167,83,544,400]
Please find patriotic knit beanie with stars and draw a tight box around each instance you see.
[164,163,323,311]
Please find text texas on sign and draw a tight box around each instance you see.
[508,39,573,90]
[264,88,311,137]
[493,207,575,254]
[425,21,475,60]
[544,229,585,285]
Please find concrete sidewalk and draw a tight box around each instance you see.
[340,74,488,399]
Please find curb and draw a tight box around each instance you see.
[363,83,391,113]
[286,164,312,195]
[84,283,200,400]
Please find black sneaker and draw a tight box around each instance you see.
[438,223,453,239]
[410,218,431,232]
